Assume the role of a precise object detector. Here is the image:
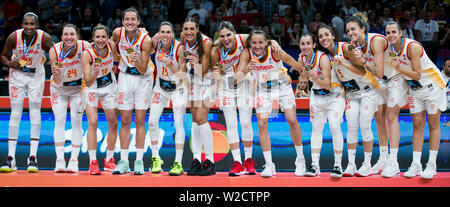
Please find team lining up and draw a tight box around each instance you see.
[0,8,448,180]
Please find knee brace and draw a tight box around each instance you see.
[311,122,325,150]
[360,115,374,142]
[70,102,83,147]
[29,101,42,139]
[238,106,253,142]
[329,120,344,151]
[148,104,164,142]
[223,107,240,145]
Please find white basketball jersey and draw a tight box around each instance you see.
[85,42,116,88]
[250,46,284,83]
[334,41,380,92]
[300,50,327,90]
[186,33,213,85]
[12,29,46,73]
[117,27,149,73]
[393,38,446,89]
[52,40,84,83]
[155,39,182,82]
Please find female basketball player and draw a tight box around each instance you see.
[181,18,216,176]
[49,24,90,173]
[234,30,305,178]
[210,21,283,176]
[317,24,382,177]
[343,14,393,177]
[0,12,53,173]
[81,25,119,175]
[110,8,154,175]
[299,32,345,177]
[148,21,188,176]
[385,22,447,179]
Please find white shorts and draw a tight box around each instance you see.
[378,74,409,108]
[254,80,295,114]
[345,88,379,126]
[151,84,188,109]
[83,82,118,110]
[219,79,254,109]
[50,83,85,114]
[309,92,345,125]
[117,71,153,111]
[9,69,45,102]
[189,83,216,102]
[408,83,447,114]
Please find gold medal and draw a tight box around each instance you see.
[331,61,338,68]
[348,44,355,51]
[19,59,27,67]
[183,51,191,58]
[216,63,223,71]
[305,65,312,71]
[127,47,134,54]
[94,57,102,64]
[55,61,63,67]
[389,52,396,58]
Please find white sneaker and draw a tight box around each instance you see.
[371,158,387,175]
[55,159,66,173]
[356,162,372,177]
[304,164,320,177]
[420,162,437,179]
[343,163,357,177]
[0,156,17,172]
[403,162,422,178]
[66,159,79,173]
[261,162,276,178]
[381,159,400,178]
[330,165,343,178]
[294,157,306,176]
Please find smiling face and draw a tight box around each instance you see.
[345,21,366,43]
[159,25,174,45]
[92,29,108,49]
[318,27,335,50]
[385,24,402,45]
[249,33,268,57]
[182,21,198,43]
[22,16,38,36]
[61,26,78,47]
[299,35,315,56]
[219,28,235,49]
[122,11,140,32]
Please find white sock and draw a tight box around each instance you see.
[88,150,97,162]
[334,153,342,167]
[151,143,159,158]
[120,149,129,161]
[231,149,242,163]
[428,150,438,164]
[106,150,114,160]
[263,151,272,165]
[364,151,372,165]
[55,146,64,160]
[70,146,80,160]
[244,146,252,160]
[295,145,304,159]
[30,139,39,157]
[8,139,17,158]
[389,148,398,162]
[380,146,389,160]
[175,149,183,163]
[412,151,421,164]
[199,123,214,163]
[348,149,356,164]
[311,153,320,166]
[136,148,144,161]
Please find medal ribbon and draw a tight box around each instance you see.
[391,38,404,57]
[22,32,37,58]
[59,43,76,62]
